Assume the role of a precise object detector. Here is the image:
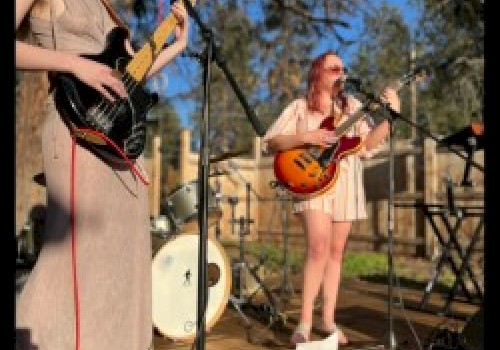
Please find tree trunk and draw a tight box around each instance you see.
[15,71,48,236]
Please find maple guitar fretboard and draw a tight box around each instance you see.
[126,1,195,81]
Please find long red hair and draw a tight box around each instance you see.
[306,51,347,115]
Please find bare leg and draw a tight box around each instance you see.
[298,210,333,328]
[322,220,351,344]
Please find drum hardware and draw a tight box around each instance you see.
[150,214,173,238]
[228,183,286,332]
[213,176,223,240]
[208,169,229,177]
[274,183,296,301]
[227,195,239,236]
[229,216,286,331]
[228,215,252,326]
[209,148,249,164]
[150,214,175,253]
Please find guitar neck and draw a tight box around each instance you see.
[334,106,367,136]
[334,71,420,136]
[126,15,178,82]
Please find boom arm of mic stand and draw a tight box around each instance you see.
[366,94,485,173]
[213,56,266,136]
[181,0,266,137]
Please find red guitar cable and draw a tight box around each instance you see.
[70,128,149,350]
[70,136,80,350]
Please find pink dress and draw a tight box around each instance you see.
[16,1,152,349]
[263,97,384,221]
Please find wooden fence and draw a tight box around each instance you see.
[16,128,484,260]
[169,130,484,259]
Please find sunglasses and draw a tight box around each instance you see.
[324,66,348,74]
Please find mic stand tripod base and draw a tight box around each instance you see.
[351,331,403,350]
[228,294,252,326]
[277,267,295,303]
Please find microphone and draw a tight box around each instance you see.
[336,76,362,94]
[346,77,362,86]
[333,75,347,89]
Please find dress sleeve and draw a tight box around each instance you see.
[348,95,386,159]
[261,99,306,154]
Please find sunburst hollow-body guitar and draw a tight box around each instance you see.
[273,67,427,199]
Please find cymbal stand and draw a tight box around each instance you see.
[228,183,285,331]
[229,215,286,330]
[228,214,252,327]
[228,195,239,236]
[275,185,295,302]
[213,176,222,240]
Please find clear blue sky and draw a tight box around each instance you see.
[146,0,421,128]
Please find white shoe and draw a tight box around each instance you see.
[295,331,338,350]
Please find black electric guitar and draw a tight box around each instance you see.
[53,1,195,161]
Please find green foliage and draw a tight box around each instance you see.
[349,3,414,138]
[342,251,389,278]
[222,240,305,274]
[115,0,483,147]
[413,0,484,135]
[222,240,455,289]
[348,0,483,138]
[116,0,370,151]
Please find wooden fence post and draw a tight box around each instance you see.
[423,137,438,258]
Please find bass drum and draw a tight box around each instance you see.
[152,233,231,341]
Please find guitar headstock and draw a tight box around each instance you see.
[178,0,197,12]
[396,66,429,90]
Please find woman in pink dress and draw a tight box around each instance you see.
[15,1,188,349]
[263,51,401,346]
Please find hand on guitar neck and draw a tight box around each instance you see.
[301,128,339,148]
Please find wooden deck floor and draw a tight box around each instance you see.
[152,275,480,350]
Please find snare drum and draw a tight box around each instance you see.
[152,233,231,341]
[162,180,222,232]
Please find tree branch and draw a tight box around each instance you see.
[272,0,350,28]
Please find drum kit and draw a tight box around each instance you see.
[150,149,287,343]
[150,173,229,341]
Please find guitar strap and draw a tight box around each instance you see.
[48,0,102,145]
[99,0,130,35]
[48,0,129,50]
[49,0,57,50]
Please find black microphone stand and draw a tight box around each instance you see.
[181,1,266,138]
[180,2,265,349]
[194,28,212,350]
[357,84,484,350]
[361,86,483,173]
[345,96,406,350]
[387,111,398,350]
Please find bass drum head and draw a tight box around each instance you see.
[152,233,231,341]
